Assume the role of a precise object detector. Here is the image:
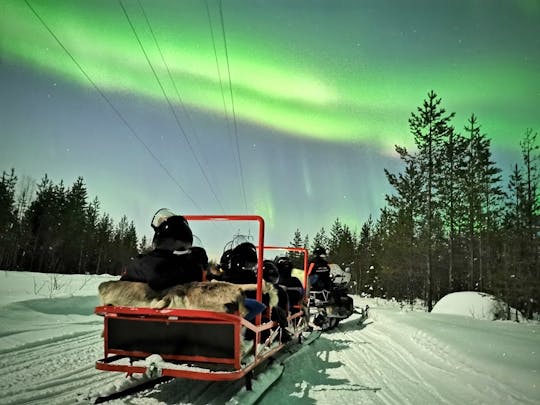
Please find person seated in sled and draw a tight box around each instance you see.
[262,259,290,315]
[262,259,293,342]
[120,208,205,291]
[275,256,304,313]
[219,243,291,341]
[308,246,333,292]
[217,242,266,321]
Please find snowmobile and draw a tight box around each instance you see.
[93,215,315,403]
[309,263,355,331]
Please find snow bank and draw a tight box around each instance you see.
[432,291,524,321]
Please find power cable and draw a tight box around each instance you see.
[218,0,248,211]
[136,0,204,160]
[119,0,226,213]
[24,0,200,210]
[204,0,233,146]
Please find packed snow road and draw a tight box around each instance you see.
[259,303,538,405]
[0,286,538,404]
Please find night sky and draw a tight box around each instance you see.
[1,0,539,259]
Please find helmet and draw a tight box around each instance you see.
[226,242,258,273]
[219,249,233,271]
[152,211,193,249]
[263,260,280,284]
[275,256,293,279]
[313,246,327,257]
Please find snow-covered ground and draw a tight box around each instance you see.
[0,270,538,404]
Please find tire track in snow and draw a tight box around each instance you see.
[409,328,535,404]
[0,327,122,405]
[343,308,536,405]
[326,314,450,405]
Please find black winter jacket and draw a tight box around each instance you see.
[309,257,332,291]
[120,249,203,291]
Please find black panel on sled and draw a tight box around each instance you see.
[107,318,235,359]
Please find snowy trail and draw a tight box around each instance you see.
[258,305,538,405]
[0,326,107,405]
[0,319,253,405]
[0,307,537,405]
[0,273,538,405]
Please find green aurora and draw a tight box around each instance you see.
[1,0,539,253]
[2,0,538,152]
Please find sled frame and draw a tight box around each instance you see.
[95,215,304,387]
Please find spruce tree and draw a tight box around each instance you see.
[408,91,455,310]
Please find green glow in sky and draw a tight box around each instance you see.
[2,0,539,254]
[3,0,538,153]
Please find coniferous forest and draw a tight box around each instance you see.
[288,91,539,319]
[0,172,140,276]
[1,91,538,317]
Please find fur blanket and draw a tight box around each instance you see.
[98,280,277,317]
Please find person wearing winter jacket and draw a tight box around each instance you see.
[308,246,333,291]
[120,209,204,291]
[275,256,305,312]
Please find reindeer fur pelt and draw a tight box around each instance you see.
[98,280,278,317]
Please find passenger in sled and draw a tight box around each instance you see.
[120,208,206,289]
[275,256,305,313]
[116,208,265,319]
[216,242,292,342]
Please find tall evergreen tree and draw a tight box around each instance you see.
[355,216,374,295]
[62,177,89,273]
[437,129,468,291]
[327,218,356,267]
[311,227,328,253]
[519,129,539,278]
[384,148,425,302]
[0,169,18,268]
[408,90,455,311]
[462,114,503,291]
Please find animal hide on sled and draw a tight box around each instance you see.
[98,280,277,318]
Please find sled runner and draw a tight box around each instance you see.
[94,215,311,398]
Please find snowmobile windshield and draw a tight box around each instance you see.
[151,208,177,230]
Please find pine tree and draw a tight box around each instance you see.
[519,129,539,278]
[462,114,503,291]
[384,147,425,302]
[0,169,18,268]
[355,217,374,295]
[437,129,468,291]
[290,229,303,248]
[408,90,455,310]
[507,129,540,317]
[62,177,89,273]
[289,228,304,267]
[311,227,328,254]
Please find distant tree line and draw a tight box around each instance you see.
[289,91,539,319]
[0,172,142,275]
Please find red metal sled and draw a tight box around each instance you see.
[95,215,310,390]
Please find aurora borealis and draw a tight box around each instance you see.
[1,0,539,257]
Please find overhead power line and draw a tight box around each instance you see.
[24,0,201,210]
[218,0,248,212]
[137,0,203,156]
[204,0,232,135]
[119,0,226,213]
